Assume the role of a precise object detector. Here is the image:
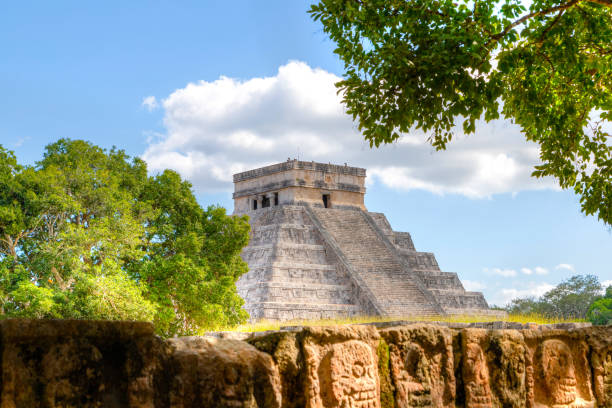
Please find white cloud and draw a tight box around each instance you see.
[521,266,549,275]
[142,61,559,196]
[463,279,486,291]
[494,282,555,306]
[484,267,517,277]
[555,263,575,272]
[602,280,612,289]
[142,96,159,112]
[534,266,549,275]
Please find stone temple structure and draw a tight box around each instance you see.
[234,159,494,321]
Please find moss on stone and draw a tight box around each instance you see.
[377,338,396,408]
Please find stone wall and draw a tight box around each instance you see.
[1,319,610,407]
[233,160,367,213]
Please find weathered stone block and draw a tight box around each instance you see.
[166,336,281,408]
[586,326,612,407]
[302,325,381,408]
[249,332,306,408]
[461,328,528,408]
[380,324,455,408]
[0,319,162,408]
[522,328,596,408]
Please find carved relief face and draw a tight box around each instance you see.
[202,359,255,408]
[324,340,379,408]
[464,343,492,407]
[540,339,577,405]
[393,343,432,405]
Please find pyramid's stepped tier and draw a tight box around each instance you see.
[309,207,444,317]
[369,212,416,250]
[237,206,372,321]
[361,211,493,314]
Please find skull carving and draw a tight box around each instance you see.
[463,342,492,407]
[321,340,380,408]
[539,340,577,405]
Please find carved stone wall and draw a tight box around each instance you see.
[1,319,610,407]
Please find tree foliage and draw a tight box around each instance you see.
[310,0,612,224]
[0,140,250,336]
[506,274,603,318]
[587,284,612,324]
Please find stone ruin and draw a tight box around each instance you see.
[1,319,610,407]
[234,160,498,321]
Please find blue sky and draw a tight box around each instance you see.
[1,1,610,306]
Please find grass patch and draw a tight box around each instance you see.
[220,313,586,333]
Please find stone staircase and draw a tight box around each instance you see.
[237,206,363,321]
[370,212,493,315]
[308,207,442,317]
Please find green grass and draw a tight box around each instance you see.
[221,313,586,333]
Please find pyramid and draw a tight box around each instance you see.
[234,160,498,321]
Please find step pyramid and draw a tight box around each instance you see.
[234,160,498,321]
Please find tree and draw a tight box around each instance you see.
[0,140,250,335]
[309,0,612,225]
[587,284,612,324]
[133,170,250,336]
[505,296,552,316]
[506,274,603,318]
[539,274,602,318]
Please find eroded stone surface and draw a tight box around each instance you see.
[166,336,282,408]
[587,326,612,407]
[302,325,380,408]
[461,329,530,408]
[0,319,160,408]
[380,324,455,407]
[523,329,595,408]
[249,331,306,408]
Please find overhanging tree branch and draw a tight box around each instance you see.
[488,0,582,46]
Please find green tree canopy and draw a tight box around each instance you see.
[587,284,612,324]
[0,139,250,336]
[310,0,612,224]
[506,274,603,318]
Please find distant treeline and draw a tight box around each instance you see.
[505,274,612,325]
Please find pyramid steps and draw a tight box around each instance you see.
[308,207,442,317]
[236,206,362,321]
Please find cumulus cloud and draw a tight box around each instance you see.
[142,96,159,112]
[495,282,556,306]
[142,61,558,196]
[555,263,575,272]
[602,280,612,289]
[484,267,517,277]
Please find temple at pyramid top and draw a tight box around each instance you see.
[233,160,503,321]
[233,159,367,214]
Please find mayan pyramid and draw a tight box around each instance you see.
[234,160,495,321]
